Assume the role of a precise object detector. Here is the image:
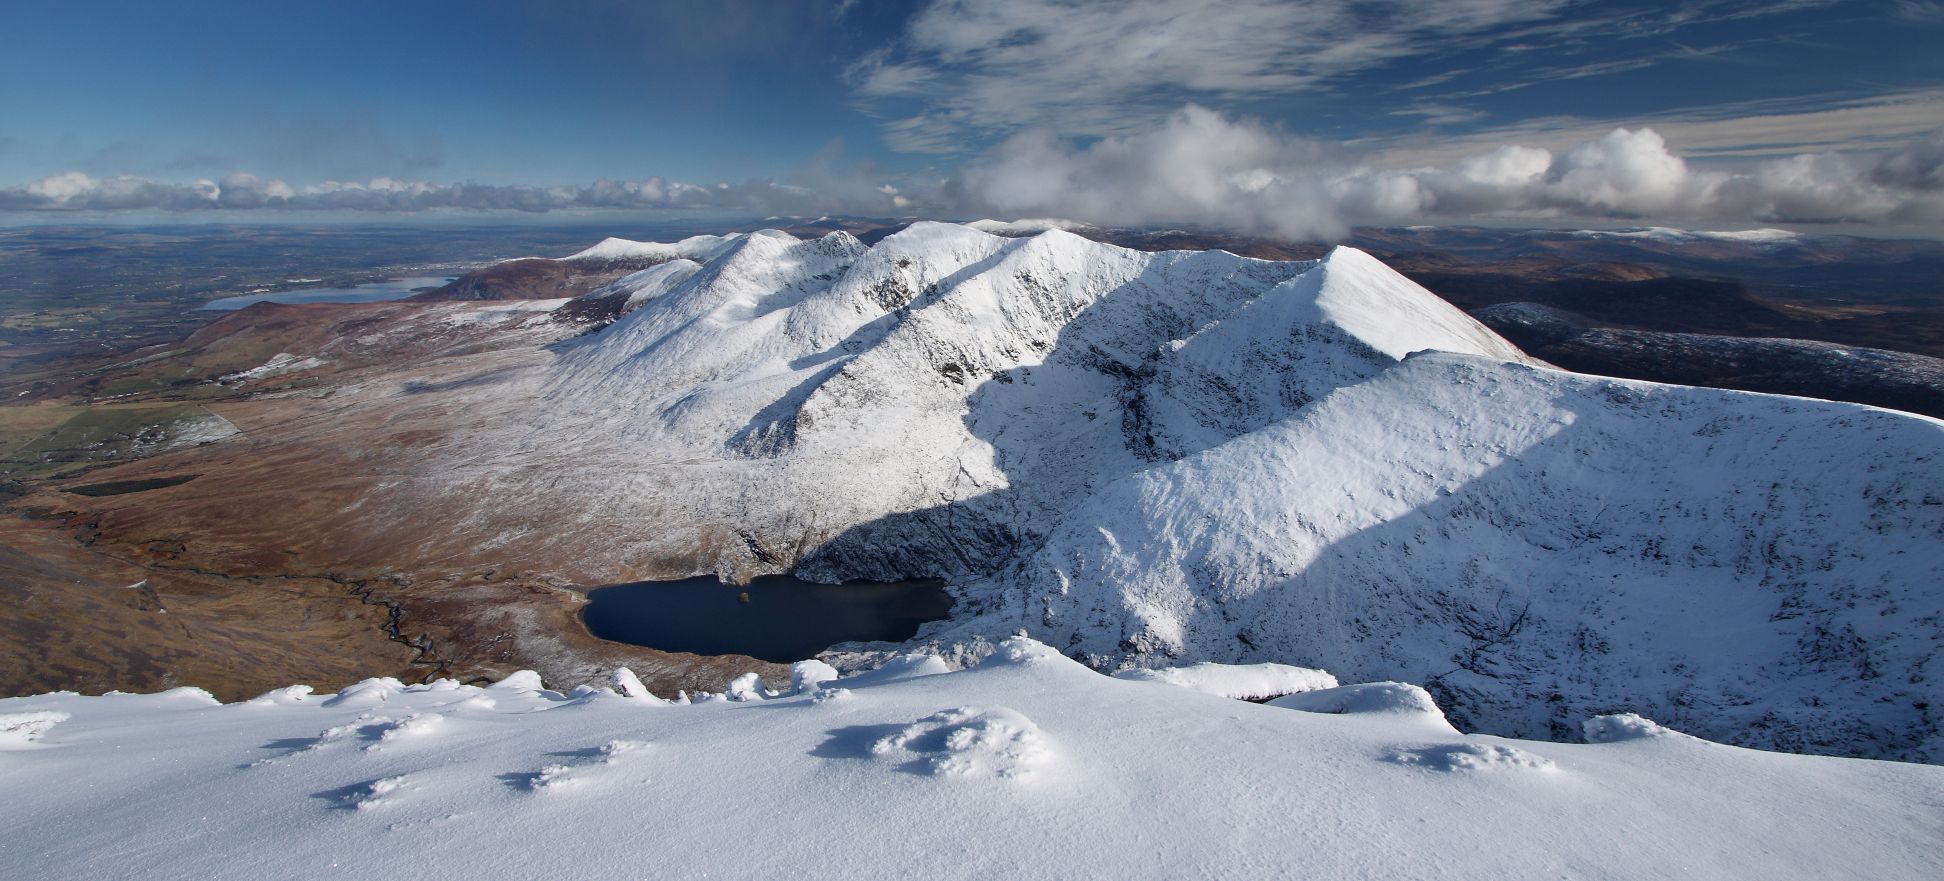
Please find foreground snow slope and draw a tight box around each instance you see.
[934,353,1944,760]
[3,641,1939,881]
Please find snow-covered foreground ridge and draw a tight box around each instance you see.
[428,222,1943,760]
[4,642,1940,881]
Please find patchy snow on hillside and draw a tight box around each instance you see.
[3,640,1939,881]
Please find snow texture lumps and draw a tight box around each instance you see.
[5,645,1943,880]
[1113,661,1339,701]
[868,706,1053,779]
[0,711,69,748]
[1269,682,1459,734]
[1582,713,1677,744]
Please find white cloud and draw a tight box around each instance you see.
[7,110,1942,233]
[1362,89,1944,169]
[951,106,1944,234]
[954,105,1349,238]
[853,0,1570,151]
[851,0,1850,154]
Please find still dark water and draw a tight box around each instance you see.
[581,575,954,663]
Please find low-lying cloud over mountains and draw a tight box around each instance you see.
[8,111,1941,238]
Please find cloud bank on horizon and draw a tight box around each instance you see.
[10,117,1942,238]
[3,0,1941,236]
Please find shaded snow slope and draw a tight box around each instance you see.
[929,353,1944,761]
[3,642,1939,881]
[459,222,1529,583]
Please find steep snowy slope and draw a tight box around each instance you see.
[3,642,1940,881]
[928,353,1944,760]
[456,222,1528,582]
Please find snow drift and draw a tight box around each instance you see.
[2,645,1939,880]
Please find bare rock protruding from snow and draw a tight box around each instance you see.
[0,711,69,748]
[1113,661,1338,701]
[1385,742,1557,773]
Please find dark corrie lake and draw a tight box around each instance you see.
[580,575,954,663]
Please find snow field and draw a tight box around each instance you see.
[3,641,1940,881]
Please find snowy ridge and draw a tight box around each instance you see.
[965,217,1094,235]
[464,222,1526,585]
[930,353,1944,760]
[403,222,1942,760]
[566,233,743,263]
[3,642,1940,880]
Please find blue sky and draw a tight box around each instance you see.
[3,0,1942,233]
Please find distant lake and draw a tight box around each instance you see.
[201,276,454,311]
[581,574,954,663]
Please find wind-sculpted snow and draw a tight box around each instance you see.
[933,354,1944,761]
[3,645,1941,880]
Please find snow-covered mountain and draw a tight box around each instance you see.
[468,222,1528,581]
[4,641,1940,881]
[382,222,1942,759]
[925,353,1944,759]
[565,232,743,264]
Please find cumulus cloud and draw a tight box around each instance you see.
[951,106,1944,236]
[953,106,1346,238]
